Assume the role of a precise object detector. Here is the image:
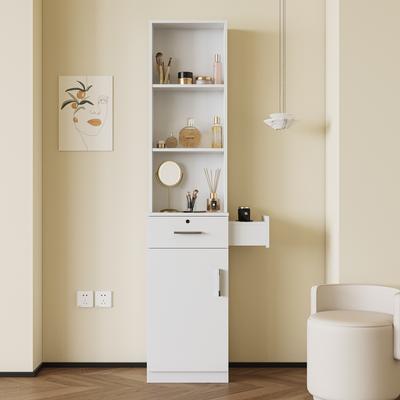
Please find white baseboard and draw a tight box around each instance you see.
[147,371,229,383]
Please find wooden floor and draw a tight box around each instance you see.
[0,368,312,400]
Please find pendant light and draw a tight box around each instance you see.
[264,0,294,131]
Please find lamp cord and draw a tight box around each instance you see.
[279,0,286,114]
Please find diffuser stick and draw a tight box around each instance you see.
[204,168,221,193]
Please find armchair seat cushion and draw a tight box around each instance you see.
[309,310,393,328]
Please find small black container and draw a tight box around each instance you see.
[178,71,193,84]
[238,206,251,222]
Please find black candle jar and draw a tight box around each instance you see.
[238,206,251,222]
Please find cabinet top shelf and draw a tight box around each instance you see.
[153,84,224,92]
[151,21,226,30]
[152,148,224,153]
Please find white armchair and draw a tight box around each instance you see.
[307,284,400,400]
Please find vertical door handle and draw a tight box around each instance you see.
[215,269,222,297]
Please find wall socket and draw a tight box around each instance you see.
[77,291,94,308]
[95,290,113,308]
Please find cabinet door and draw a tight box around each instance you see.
[148,248,228,372]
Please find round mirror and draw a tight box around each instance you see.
[157,161,183,187]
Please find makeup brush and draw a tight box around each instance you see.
[191,189,199,210]
[155,52,164,84]
[186,192,192,211]
[164,57,172,84]
[155,52,163,65]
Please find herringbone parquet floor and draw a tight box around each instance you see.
[0,368,312,400]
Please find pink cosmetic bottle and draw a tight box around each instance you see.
[213,54,222,84]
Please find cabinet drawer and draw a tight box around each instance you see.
[148,216,228,248]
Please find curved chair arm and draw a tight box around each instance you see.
[395,292,400,360]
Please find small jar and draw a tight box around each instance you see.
[178,71,193,85]
[238,206,251,221]
[196,76,213,85]
[157,140,165,148]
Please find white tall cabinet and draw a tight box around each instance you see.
[147,21,229,383]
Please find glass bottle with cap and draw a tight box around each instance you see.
[211,116,222,148]
[179,118,201,148]
[213,54,222,84]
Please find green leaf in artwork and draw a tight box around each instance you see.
[77,80,86,90]
[61,99,75,109]
[74,106,86,114]
[65,87,83,92]
[67,92,78,101]
[79,100,94,106]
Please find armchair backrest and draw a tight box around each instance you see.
[311,284,399,315]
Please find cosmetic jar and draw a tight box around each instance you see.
[238,206,251,221]
[157,140,165,148]
[196,76,213,85]
[178,71,193,85]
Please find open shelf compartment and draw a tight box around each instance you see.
[149,21,227,213]
[229,216,270,248]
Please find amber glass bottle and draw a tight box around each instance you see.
[179,118,201,148]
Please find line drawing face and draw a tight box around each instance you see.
[73,95,109,137]
[59,76,113,151]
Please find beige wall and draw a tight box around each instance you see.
[325,0,339,283]
[0,0,42,372]
[43,0,325,362]
[326,0,400,288]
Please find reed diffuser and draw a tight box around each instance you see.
[204,168,221,212]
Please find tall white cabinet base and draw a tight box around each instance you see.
[147,215,229,383]
[147,371,228,383]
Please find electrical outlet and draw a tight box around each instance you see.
[77,291,94,308]
[95,290,112,308]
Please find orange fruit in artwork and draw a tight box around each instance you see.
[71,102,77,109]
[87,119,102,126]
[77,90,86,99]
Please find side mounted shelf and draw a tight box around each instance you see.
[229,216,270,248]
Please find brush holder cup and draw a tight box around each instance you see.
[207,192,220,212]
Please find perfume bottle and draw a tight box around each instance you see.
[165,132,178,148]
[211,116,222,148]
[204,168,221,212]
[179,118,201,148]
[213,54,222,84]
[207,192,221,212]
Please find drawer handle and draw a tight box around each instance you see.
[173,231,204,235]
